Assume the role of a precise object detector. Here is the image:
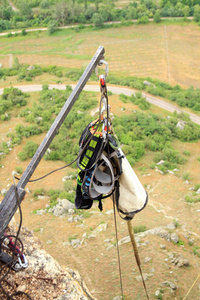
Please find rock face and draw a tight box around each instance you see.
[2,224,96,300]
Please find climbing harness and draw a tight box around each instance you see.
[75,59,123,212]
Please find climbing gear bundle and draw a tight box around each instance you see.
[75,119,123,211]
[75,59,148,220]
[75,58,149,299]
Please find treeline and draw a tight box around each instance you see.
[1,0,200,32]
[1,61,200,112]
[107,75,200,111]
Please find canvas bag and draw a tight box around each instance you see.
[116,151,148,219]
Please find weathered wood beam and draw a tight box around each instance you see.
[0,46,105,237]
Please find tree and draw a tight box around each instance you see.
[92,13,104,28]
[95,0,100,12]
[19,1,33,20]
[53,1,69,25]
[40,0,50,9]
[47,21,57,35]
[153,10,161,22]
[194,5,200,22]
[84,0,87,10]
[183,6,190,20]
[12,57,20,70]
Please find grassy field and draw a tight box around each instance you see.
[0,21,200,89]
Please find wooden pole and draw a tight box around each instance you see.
[0,46,105,237]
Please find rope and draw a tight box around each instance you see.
[127,220,150,300]
[113,200,124,299]
[183,273,200,300]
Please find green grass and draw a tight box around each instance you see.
[133,225,147,233]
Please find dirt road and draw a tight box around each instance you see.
[0,84,200,125]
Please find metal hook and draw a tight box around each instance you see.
[95,59,109,79]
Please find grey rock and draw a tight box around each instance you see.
[62,175,73,182]
[157,160,165,165]
[17,285,26,293]
[89,223,107,238]
[170,253,190,267]
[160,244,166,249]
[176,120,186,130]
[171,233,179,244]
[196,188,200,195]
[112,296,122,300]
[162,281,177,290]
[105,209,114,215]
[36,209,46,215]
[135,273,149,281]
[68,208,75,215]
[144,257,152,263]
[1,188,7,196]
[166,222,176,230]
[27,65,35,70]
[155,290,161,297]
[46,240,53,245]
[70,239,81,247]
[52,199,75,217]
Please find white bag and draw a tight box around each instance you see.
[118,152,148,219]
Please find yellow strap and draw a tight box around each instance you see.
[183,273,200,300]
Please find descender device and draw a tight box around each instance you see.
[0,232,28,271]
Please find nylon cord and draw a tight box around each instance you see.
[127,220,149,300]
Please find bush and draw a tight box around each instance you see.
[18,141,39,161]
[182,172,191,181]
[33,188,46,198]
[15,166,23,174]
[21,29,27,36]
[133,225,147,233]
[183,150,190,156]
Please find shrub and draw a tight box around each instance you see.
[193,246,200,257]
[33,188,46,198]
[18,141,39,161]
[15,166,23,174]
[133,225,147,233]
[183,150,190,156]
[182,172,191,181]
[18,151,28,161]
[21,29,27,36]
[194,184,200,191]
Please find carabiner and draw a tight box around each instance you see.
[95,59,109,79]
[18,253,28,268]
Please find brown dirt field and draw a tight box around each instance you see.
[0,55,10,68]
[1,22,200,88]
[1,91,200,299]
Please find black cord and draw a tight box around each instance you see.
[15,118,103,183]
[0,183,32,300]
